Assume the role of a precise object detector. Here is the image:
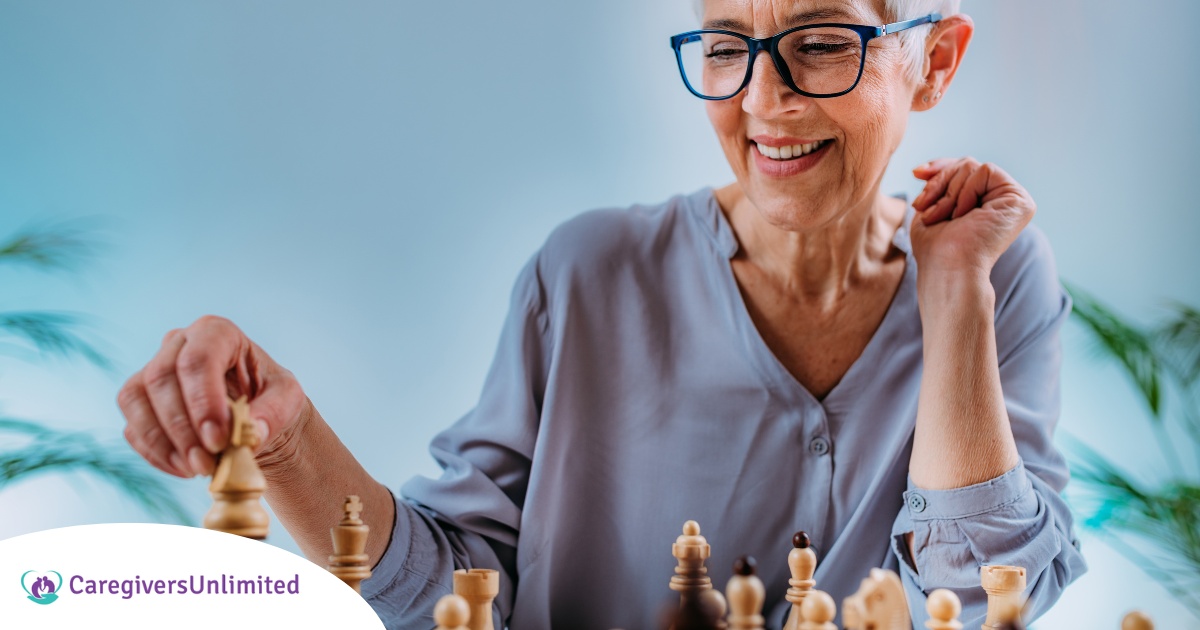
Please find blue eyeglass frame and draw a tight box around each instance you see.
[669,13,941,100]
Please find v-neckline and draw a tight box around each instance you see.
[700,189,917,410]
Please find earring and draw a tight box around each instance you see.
[922,94,930,103]
[934,91,942,100]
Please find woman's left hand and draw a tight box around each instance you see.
[909,157,1036,279]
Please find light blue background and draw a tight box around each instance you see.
[1,1,1197,627]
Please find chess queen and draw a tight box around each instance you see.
[117,0,1087,628]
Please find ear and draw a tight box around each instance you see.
[911,14,974,111]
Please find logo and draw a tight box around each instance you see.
[21,570,63,605]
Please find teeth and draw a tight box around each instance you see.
[755,139,827,160]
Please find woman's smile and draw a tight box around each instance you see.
[749,135,834,178]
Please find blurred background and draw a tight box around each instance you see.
[1,0,1197,627]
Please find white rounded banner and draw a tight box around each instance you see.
[0,523,386,628]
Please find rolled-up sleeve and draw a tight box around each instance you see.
[358,252,550,629]
[890,226,1088,628]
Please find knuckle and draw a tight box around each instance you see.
[161,328,183,345]
[161,412,193,436]
[194,314,235,334]
[116,379,143,411]
[176,347,213,377]
[141,361,177,390]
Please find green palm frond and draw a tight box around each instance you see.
[1158,302,1200,387]
[0,221,100,271]
[0,311,113,371]
[0,419,190,525]
[1064,281,1163,417]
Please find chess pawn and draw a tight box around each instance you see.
[671,520,713,594]
[328,495,372,593]
[725,556,764,630]
[925,589,963,630]
[454,568,499,630]
[1121,610,1154,630]
[783,531,817,630]
[434,593,471,630]
[799,590,837,630]
[980,565,1026,630]
[202,395,269,539]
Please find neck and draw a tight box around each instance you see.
[716,184,906,307]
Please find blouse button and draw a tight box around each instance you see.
[809,436,831,456]
[907,493,927,513]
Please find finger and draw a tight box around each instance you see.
[246,360,305,453]
[142,331,206,477]
[934,161,978,221]
[177,316,243,454]
[951,163,993,219]
[913,165,953,212]
[117,376,190,477]
[912,157,959,180]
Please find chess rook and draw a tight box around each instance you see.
[782,531,817,630]
[202,395,269,539]
[453,568,500,630]
[980,565,1026,630]
[327,495,372,594]
[725,556,765,630]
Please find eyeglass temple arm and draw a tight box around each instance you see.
[882,12,942,35]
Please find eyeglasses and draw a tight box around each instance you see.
[669,13,941,100]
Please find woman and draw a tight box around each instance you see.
[116,0,1086,627]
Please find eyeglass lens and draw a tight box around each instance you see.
[678,28,864,98]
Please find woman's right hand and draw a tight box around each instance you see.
[117,315,307,478]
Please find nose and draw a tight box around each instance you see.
[740,50,807,118]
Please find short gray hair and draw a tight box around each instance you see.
[691,0,961,84]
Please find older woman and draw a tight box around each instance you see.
[117,0,1086,628]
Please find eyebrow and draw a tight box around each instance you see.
[703,8,859,32]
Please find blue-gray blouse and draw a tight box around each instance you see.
[360,188,1087,629]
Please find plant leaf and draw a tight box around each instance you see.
[0,311,112,371]
[1064,281,1163,418]
[1158,301,1200,387]
[0,423,190,525]
[0,222,100,271]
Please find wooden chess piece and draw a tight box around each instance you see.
[783,531,817,630]
[725,556,764,630]
[842,568,909,630]
[327,495,372,593]
[434,593,472,630]
[925,589,963,630]
[202,395,269,539]
[671,520,727,630]
[799,590,837,630]
[980,565,1026,630]
[1121,610,1154,630]
[454,568,499,630]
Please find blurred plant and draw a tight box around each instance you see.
[0,222,189,524]
[1064,282,1200,618]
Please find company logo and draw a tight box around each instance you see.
[21,570,63,605]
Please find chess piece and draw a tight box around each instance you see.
[454,568,500,630]
[670,520,727,630]
[434,593,471,630]
[782,531,817,630]
[1121,610,1154,630]
[925,589,963,630]
[980,565,1026,630]
[328,495,372,593]
[203,395,269,539]
[799,590,837,630]
[670,586,727,630]
[842,568,909,630]
[725,556,765,630]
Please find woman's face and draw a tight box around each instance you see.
[702,0,921,230]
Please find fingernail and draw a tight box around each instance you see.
[188,446,212,476]
[200,421,223,452]
[169,452,192,477]
[254,420,270,445]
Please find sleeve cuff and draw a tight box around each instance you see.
[902,459,1032,521]
[359,490,411,601]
